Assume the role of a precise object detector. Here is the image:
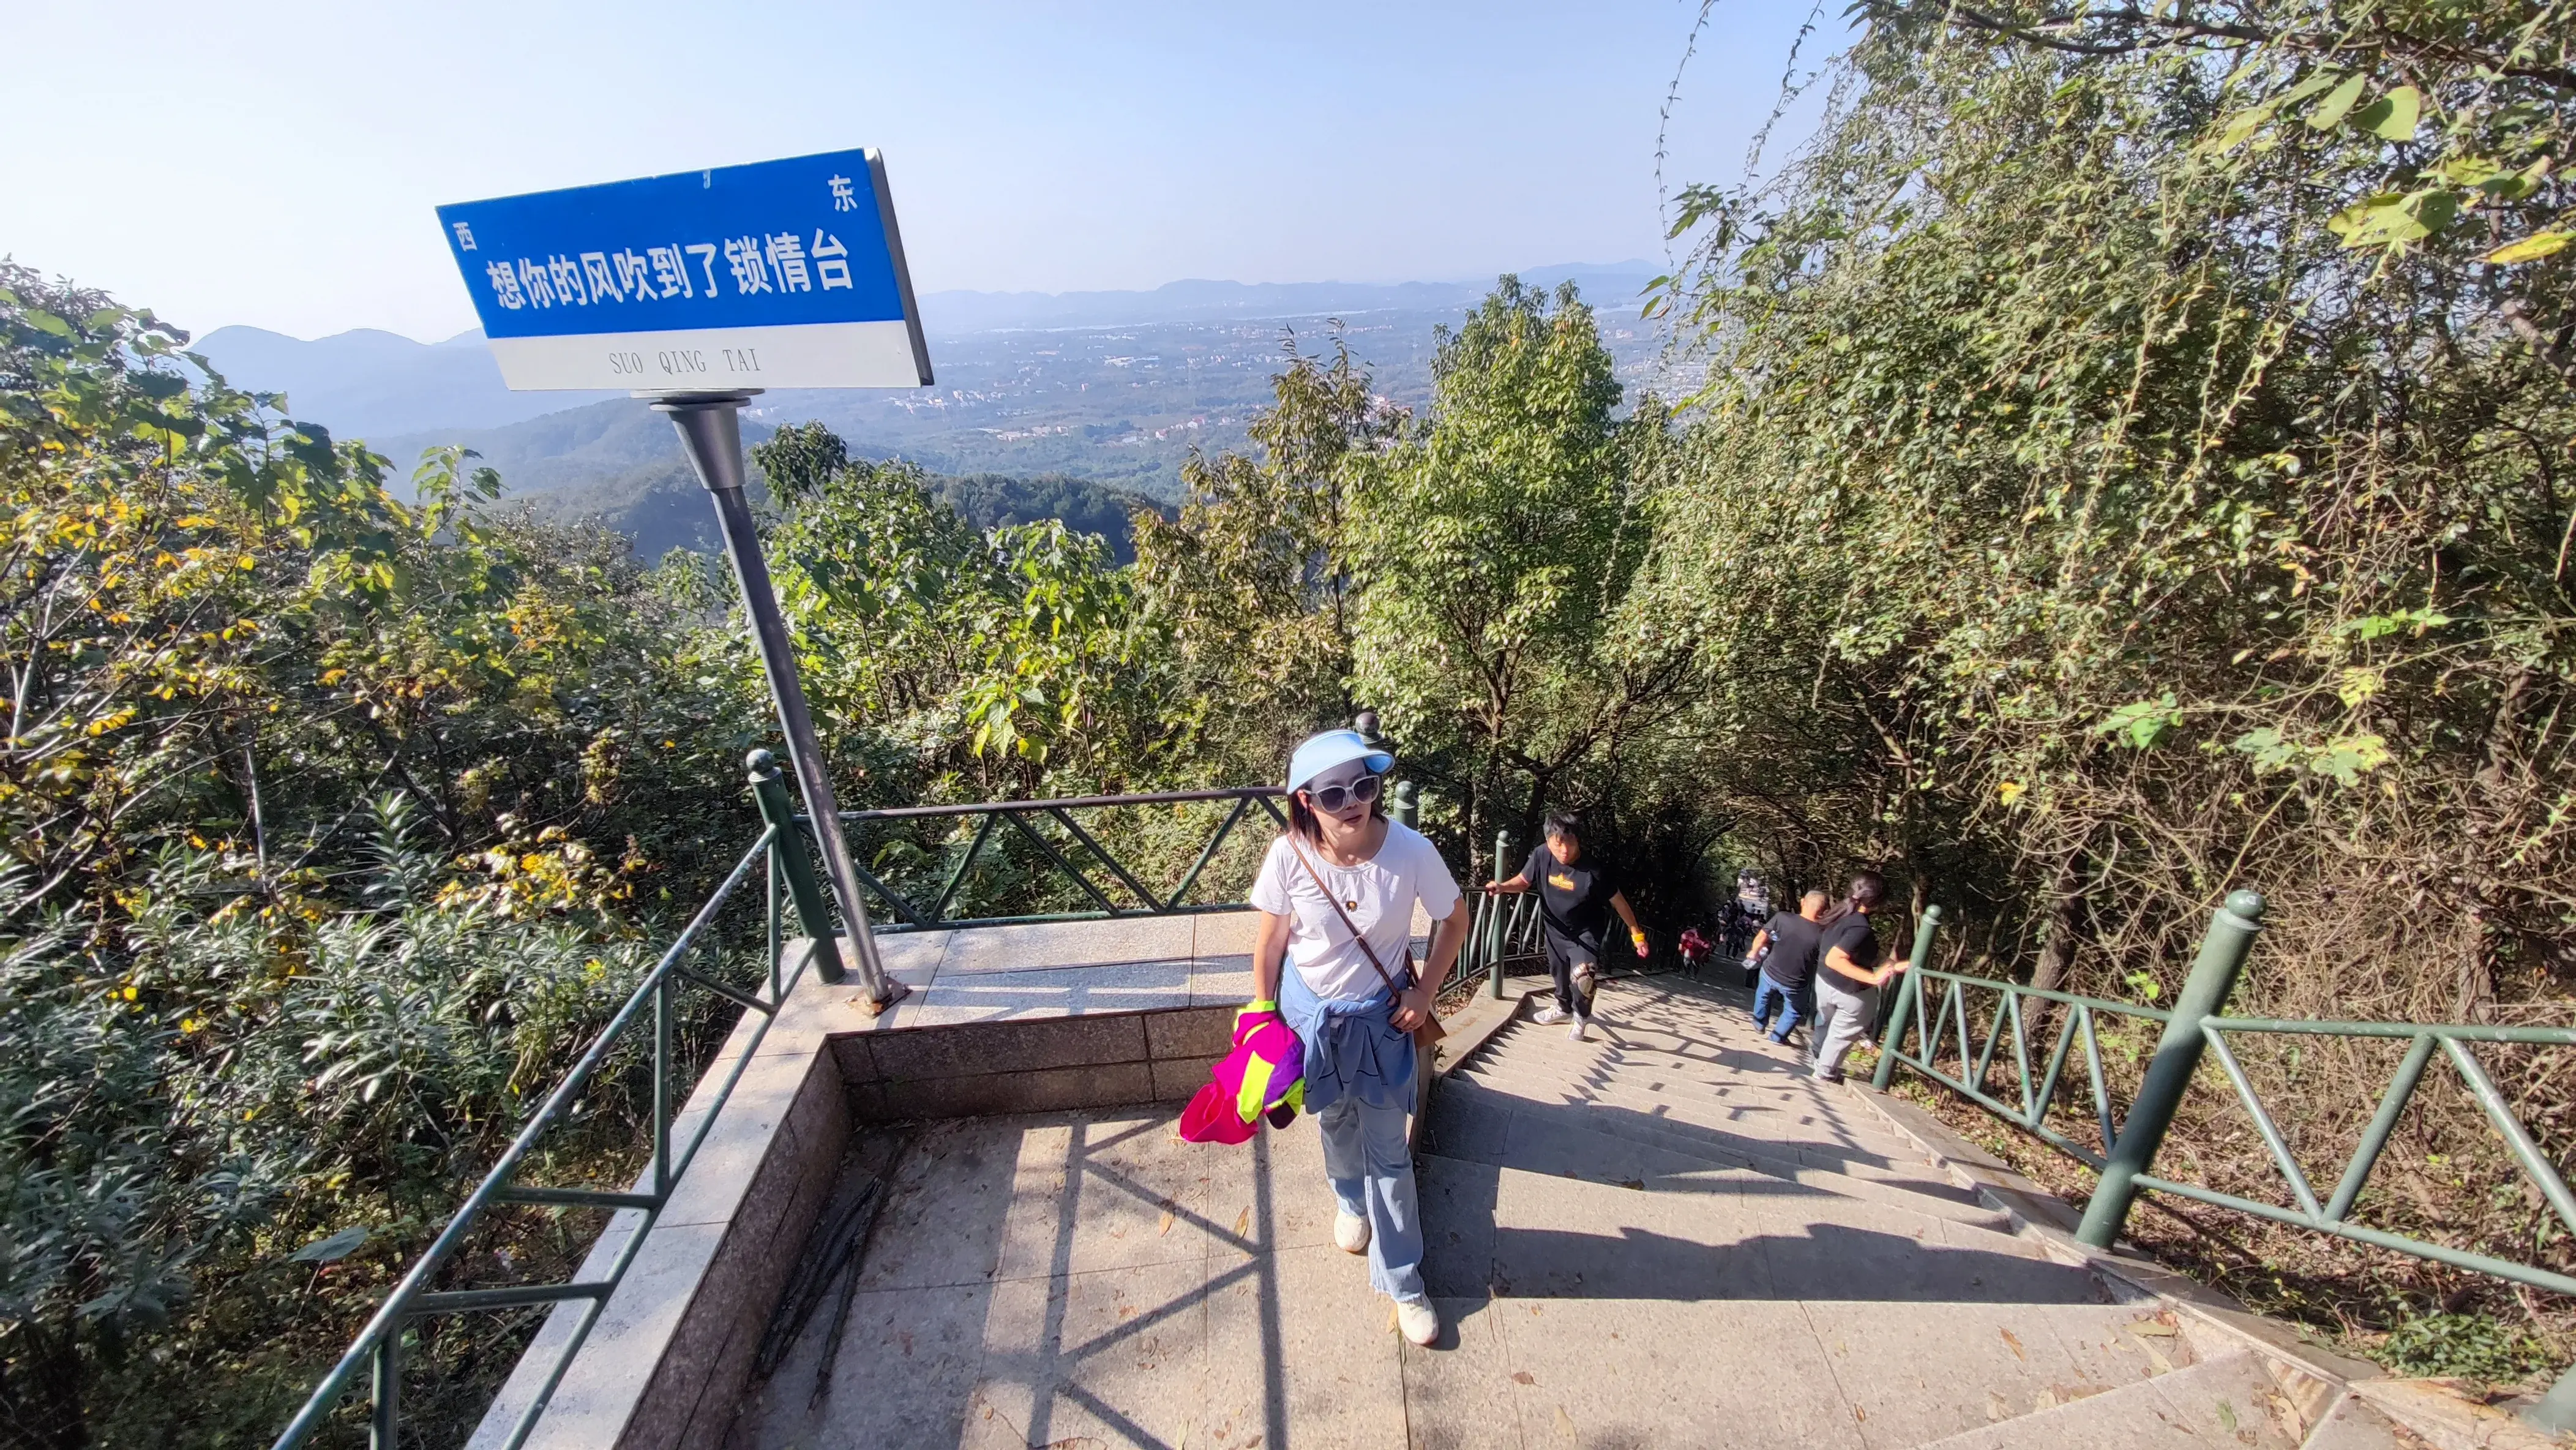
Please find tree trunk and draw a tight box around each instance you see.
[2029,848,2087,996]
[2455,667,2531,1021]
[0,1318,92,1450]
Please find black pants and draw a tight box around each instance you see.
[1546,930,1602,1016]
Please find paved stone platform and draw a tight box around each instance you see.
[721,977,2406,1449]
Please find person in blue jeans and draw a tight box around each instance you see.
[1249,729,1471,1348]
[1747,888,1828,1044]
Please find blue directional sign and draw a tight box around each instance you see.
[435,148,932,391]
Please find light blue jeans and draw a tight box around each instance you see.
[1316,1086,1426,1302]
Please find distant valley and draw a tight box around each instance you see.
[193,265,1691,557]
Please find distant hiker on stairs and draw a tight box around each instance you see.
[1483,810,1648,1042]
[1808,870,1910,1084]
[1747,888,1829,1045]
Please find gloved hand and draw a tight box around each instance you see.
[1234,999,1281,1046]
[1225,1001,1305,1127]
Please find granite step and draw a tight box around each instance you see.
[1408,1151,2212,1448]
[1913,1351,2346,1449]
[1458,1046,1944,1179]
[1415,1149,2106,1304]
[1428,1073,2015,1233]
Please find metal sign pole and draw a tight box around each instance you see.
[654,391,902,1010]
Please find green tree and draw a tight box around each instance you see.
[0,264,756,1446]
[1132,332,1402,779]
[1642,0,2575,1338]
[1346,279,1690,876]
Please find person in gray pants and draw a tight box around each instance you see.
[1808,871,1910,1084]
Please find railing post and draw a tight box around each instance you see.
[1483,896,1504,999]
[1871,904,1942,1090]
[766,847,783,1002]
[747,749,847,986]
[1390,779,1418,829]
[652,972,673,1196]
[1488,830,1510,999]
[2528,1363,2576,1435]
[369,1334,399,1450]
[2075,888,2264,1249]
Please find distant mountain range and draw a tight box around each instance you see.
[190,264,1658,441]
[915,263,1657,333]
[189,263,1672,558]
[188,326,624,437]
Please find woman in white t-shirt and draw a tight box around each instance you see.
[1248,728,1471,1347]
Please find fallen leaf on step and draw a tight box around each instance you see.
[1512,1371,1535,1386]
[2142,1341,2175,1375]
[1234,1207,1251,1237]
[2128,1317,2178,1336]
[1554,1406,1579,1441]
[2000,1328,2026,1361]
[2035,1388,2059,1411]
[1159,1211,1175,1237]
[1985,1392,2012,1422]
[1387,1305,1401,1334]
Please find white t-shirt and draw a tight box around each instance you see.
[1249,821,1463,1002]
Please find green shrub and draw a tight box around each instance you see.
[2377,1313,2553,1384]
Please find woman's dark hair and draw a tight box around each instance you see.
[1282,777,1388,841]
[1542,810,1582,842]
[1818,870,1888,926]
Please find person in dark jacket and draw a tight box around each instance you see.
[1746,888,1828,1045]
[1808,871,1911,1083]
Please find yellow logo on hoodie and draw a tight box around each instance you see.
[1548,871,1577,892]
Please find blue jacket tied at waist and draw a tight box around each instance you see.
[1280,958,1416,1113]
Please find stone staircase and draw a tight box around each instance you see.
[723,967,2435,1449]
[1411,975,2419,1449]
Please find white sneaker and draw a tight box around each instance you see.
[1334,1210,1371,1255]
[1569,1013,1591,1042]
[1532,1006,1568,1025]
[1395,1297,1440,1346]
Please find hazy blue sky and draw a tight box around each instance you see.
[8,2,1838,343]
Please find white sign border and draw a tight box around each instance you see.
[485,319,924,391]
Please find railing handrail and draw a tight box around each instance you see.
[1891,963,2576,1044]
[274,825,788,1450]
[278,770,1304,1446]
[798,785,1292,932]
[1868,894,2576,1313]
[1892,961,2180,1023]
[826,784,1284,821]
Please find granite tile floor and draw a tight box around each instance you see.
[723,977,2392,1449]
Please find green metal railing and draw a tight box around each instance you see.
[1458,830,1685,995]
[818,786,1287,931]
[1461,832,1552,996]
[274,751,842,1450]
[1866,888,2576,1426]
[275,758,1301,1448]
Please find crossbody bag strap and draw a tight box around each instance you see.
[1286,836,1411,996]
